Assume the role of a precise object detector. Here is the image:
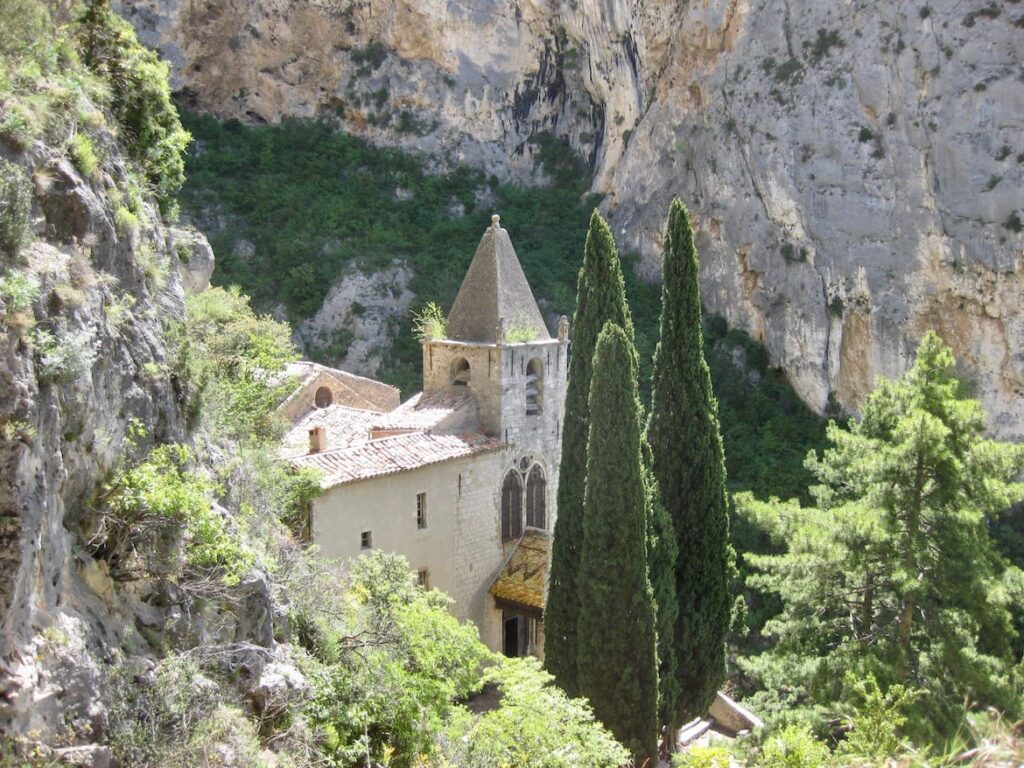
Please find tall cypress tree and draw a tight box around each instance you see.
[643,437,680,736]
[545,210,634,696]
[646,199,733,728]
[577,322,658,763]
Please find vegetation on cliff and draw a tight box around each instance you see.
[177,112,831,506]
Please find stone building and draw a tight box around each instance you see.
[281,216,569,656]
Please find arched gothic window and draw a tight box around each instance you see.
[525,465,546,530]
[501,471,523,542]
[525,358,543,414]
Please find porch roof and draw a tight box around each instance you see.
[489,530,549,613]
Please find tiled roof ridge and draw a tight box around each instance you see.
[292,429,502,488]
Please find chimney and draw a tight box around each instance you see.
[308,426,326,454]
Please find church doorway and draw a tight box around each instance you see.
[503,614,521,657]
[501,609,542,657]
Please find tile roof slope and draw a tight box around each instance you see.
[446,216,551,344]
[292,431,502,488]
[371,387,475,432]
[279,404,379,458]
[489,530,550,612]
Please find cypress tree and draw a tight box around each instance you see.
[646,199,733,728]
[545,210,634,696]
[577,322,658,763]
[643,437,680,736]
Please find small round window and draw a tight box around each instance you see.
[315,386,334,408]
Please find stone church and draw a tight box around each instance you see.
[279,215,569,657]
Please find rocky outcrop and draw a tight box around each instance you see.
[298,262,414,376]
[115,0,1023,436]
[604,0,1023,438]
[0,118,279,750]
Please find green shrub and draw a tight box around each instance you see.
[0,270,39,313]
[443,657,629,767]
[69,132,100,178]
[673,745,733,768]
[183,286,298,441]
[33,325,97,383]
[836,674,917,760]
[412,300,447,341]
[113,205,138,236]
[135,243,168,290]
[103,442,254,584]
[106,652,245,767]
[758,725,831,768]
[0,158,33,259]
[77,0,190,214]
[306,551,492,767]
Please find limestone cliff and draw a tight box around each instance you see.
[115,0,1023,436]
[0,26,284,752]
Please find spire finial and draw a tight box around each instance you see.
[491,213,500,228]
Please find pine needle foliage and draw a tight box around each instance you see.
[737,331,1024,742]
[545,209,635,696]
[646,199,733,727]
[577,322,658,763]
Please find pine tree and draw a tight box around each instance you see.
[577,322,658,763]
[646,199,732,727]
[737,331,1024,741]
[545,209,634,696]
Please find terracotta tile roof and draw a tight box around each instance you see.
[291,431,502,488]
[279,404,379,458]
[370,388,475,432]
[489,530,550,612]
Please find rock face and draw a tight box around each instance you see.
[116,0,1023,436]
[0,124,275,748]
[0,138,190,738]
[298,262,414,376]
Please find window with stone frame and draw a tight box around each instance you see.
[501,470,523,542]
[525,465,546,529]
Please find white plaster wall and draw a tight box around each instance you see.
[312,460,469,616]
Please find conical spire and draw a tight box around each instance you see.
[447,215,551,343]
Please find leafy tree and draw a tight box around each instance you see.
[306,552,491,768]
[737,331,1024,741]
[442,657,629,768]
[646,199,732,726]
[546,209,635,696]
[182,286,298,441]
[577,322,658,762]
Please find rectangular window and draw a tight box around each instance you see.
[416,492,427,529]
[417,569,430,589]
[360,530,372,549]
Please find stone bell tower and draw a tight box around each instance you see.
[422,214,568,454]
